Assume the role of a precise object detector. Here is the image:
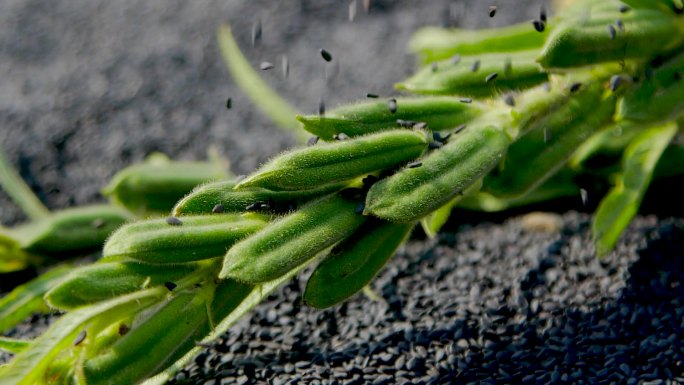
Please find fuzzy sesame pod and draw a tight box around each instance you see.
[44,262,199,310]
[208,278,254,325]
[365,123,510,223]
[304,220,412,309]
[102,154,226,215]
[9,205,132,258]
[221,194,366,283]
[484,82,616,199]
[235,130,430,191]
[538,8,684,69]
[618,51,684,124]
[83,291,211,385]
[408,22,549,64]
[296,97,484,141]
[396,50,548,97]
[103,214,266,264]
[172,180,345,216]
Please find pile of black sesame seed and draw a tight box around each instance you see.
[167,213,684,385]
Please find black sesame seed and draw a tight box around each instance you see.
[432,132,450,143]
[569,82,582,93]
[454,124,467,134]
[388,98,397,114]
[318,99,326,116]
[503,93,515,107]
[118,324,129,336]
[396,119,415,128]
[407,161,422,168]
[166,217,183,226]
[532,19,545,32]
[616,18,624,31]
[354,203,365,214]
[245,203,261,211]
[459,97,472,104]
[165,281,177,291]
[307,136,320,146]
[226,98,232,109]
[608,24,616,40]
[260,61,274,70]
[485,72,498,83]
[366,93,379,98]
[320,49,333,62]
[488,6,497,18]
[471,59,480,72]
[251,20,262,46]
[450,54,461,65]
[609,75,622,92]
[212,204,225,214]
[428,141,444,149]
[540,6,547,22]
[619,4,630,13]
[413,122,428,130]
[74,330,87,346]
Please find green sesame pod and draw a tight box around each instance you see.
[408,22,549,64]
[618,51,684,124]
[296,97,485,141]
[172,180,346,216]
[538,8,684,69]
[9,205,132,258]
[235,130,429,191]
[593,122,677,256]
[396,50,548,97]
[304,220,412,309]
[44,262,199,310]
[208,278,253,325]
[102,153,227,215]
[103,214,266,264]
[484,82,616,199]
[365,122,510,223]
[83,291,211,385]
[221,194,366,283]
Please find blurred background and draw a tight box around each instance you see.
[0,0,548,226]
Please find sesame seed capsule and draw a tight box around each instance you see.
[488,5,497,18]
[320,49,333,62]
[428,141,444,149]
[166,217,182,226]
[532,19,545,32]
[569,82,582,93]
[212,204,225,214]
[503,93,515,107]
[607,25,616,40]
[616,19,624,31]
[355,202,365,214]
[459,97,472,104]
[74,331,87,346]
[164,281,177,291]
[388,98,397,114]
[318,99,326,116]
[453,124,467,134]
[260,61,274,70]
[251,20,262,46]
[609,75,622,92]
[619,5,630,13]
[485,72,498,83]
[450,54,461,65]
[540,6,547,22]
[471,59,480,72]
[225,98,232,109]
[366,93,379,98]
[307,136,320,146]
[407,161,423,168]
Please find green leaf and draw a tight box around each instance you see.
[0,337,31,354]
[592,121,677,256]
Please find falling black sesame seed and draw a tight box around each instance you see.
[609,75,622,92]
[432,132,450,143]
[569,82,582,93]
[471,59,480,72]
[459,97,473,104]
[166,217,183,226]
[540,6,547,22]
[251,20,262,46]
[212,204,225,214]
[428,141,444,149]
[388,98,397,114]
[320,49,333,62]
[503,93,516,107]
[334,133,350,140]
[354,203,365,214]
[260,61,274,70]
[616,19,624,31]
[608,25,616,40]
[407,161,422,169]
[488,6,497,18]
[413,122,428,130]
[91,218,106,229]
[431,62,438,72]
[619,4,630,13]
[485,72,498,83]
[396,119,416,128]
[225,98,232,109]
[74,330,87,346]
[318,99,326,116]
[282,56,289,78]
[450,54,461,65]
[366,93,379,98]
[532,19,545,32]
[454,124,467,134]
[307,136,320,146]
[165,281,177,291]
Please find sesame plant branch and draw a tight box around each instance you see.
[0,148,50,221]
